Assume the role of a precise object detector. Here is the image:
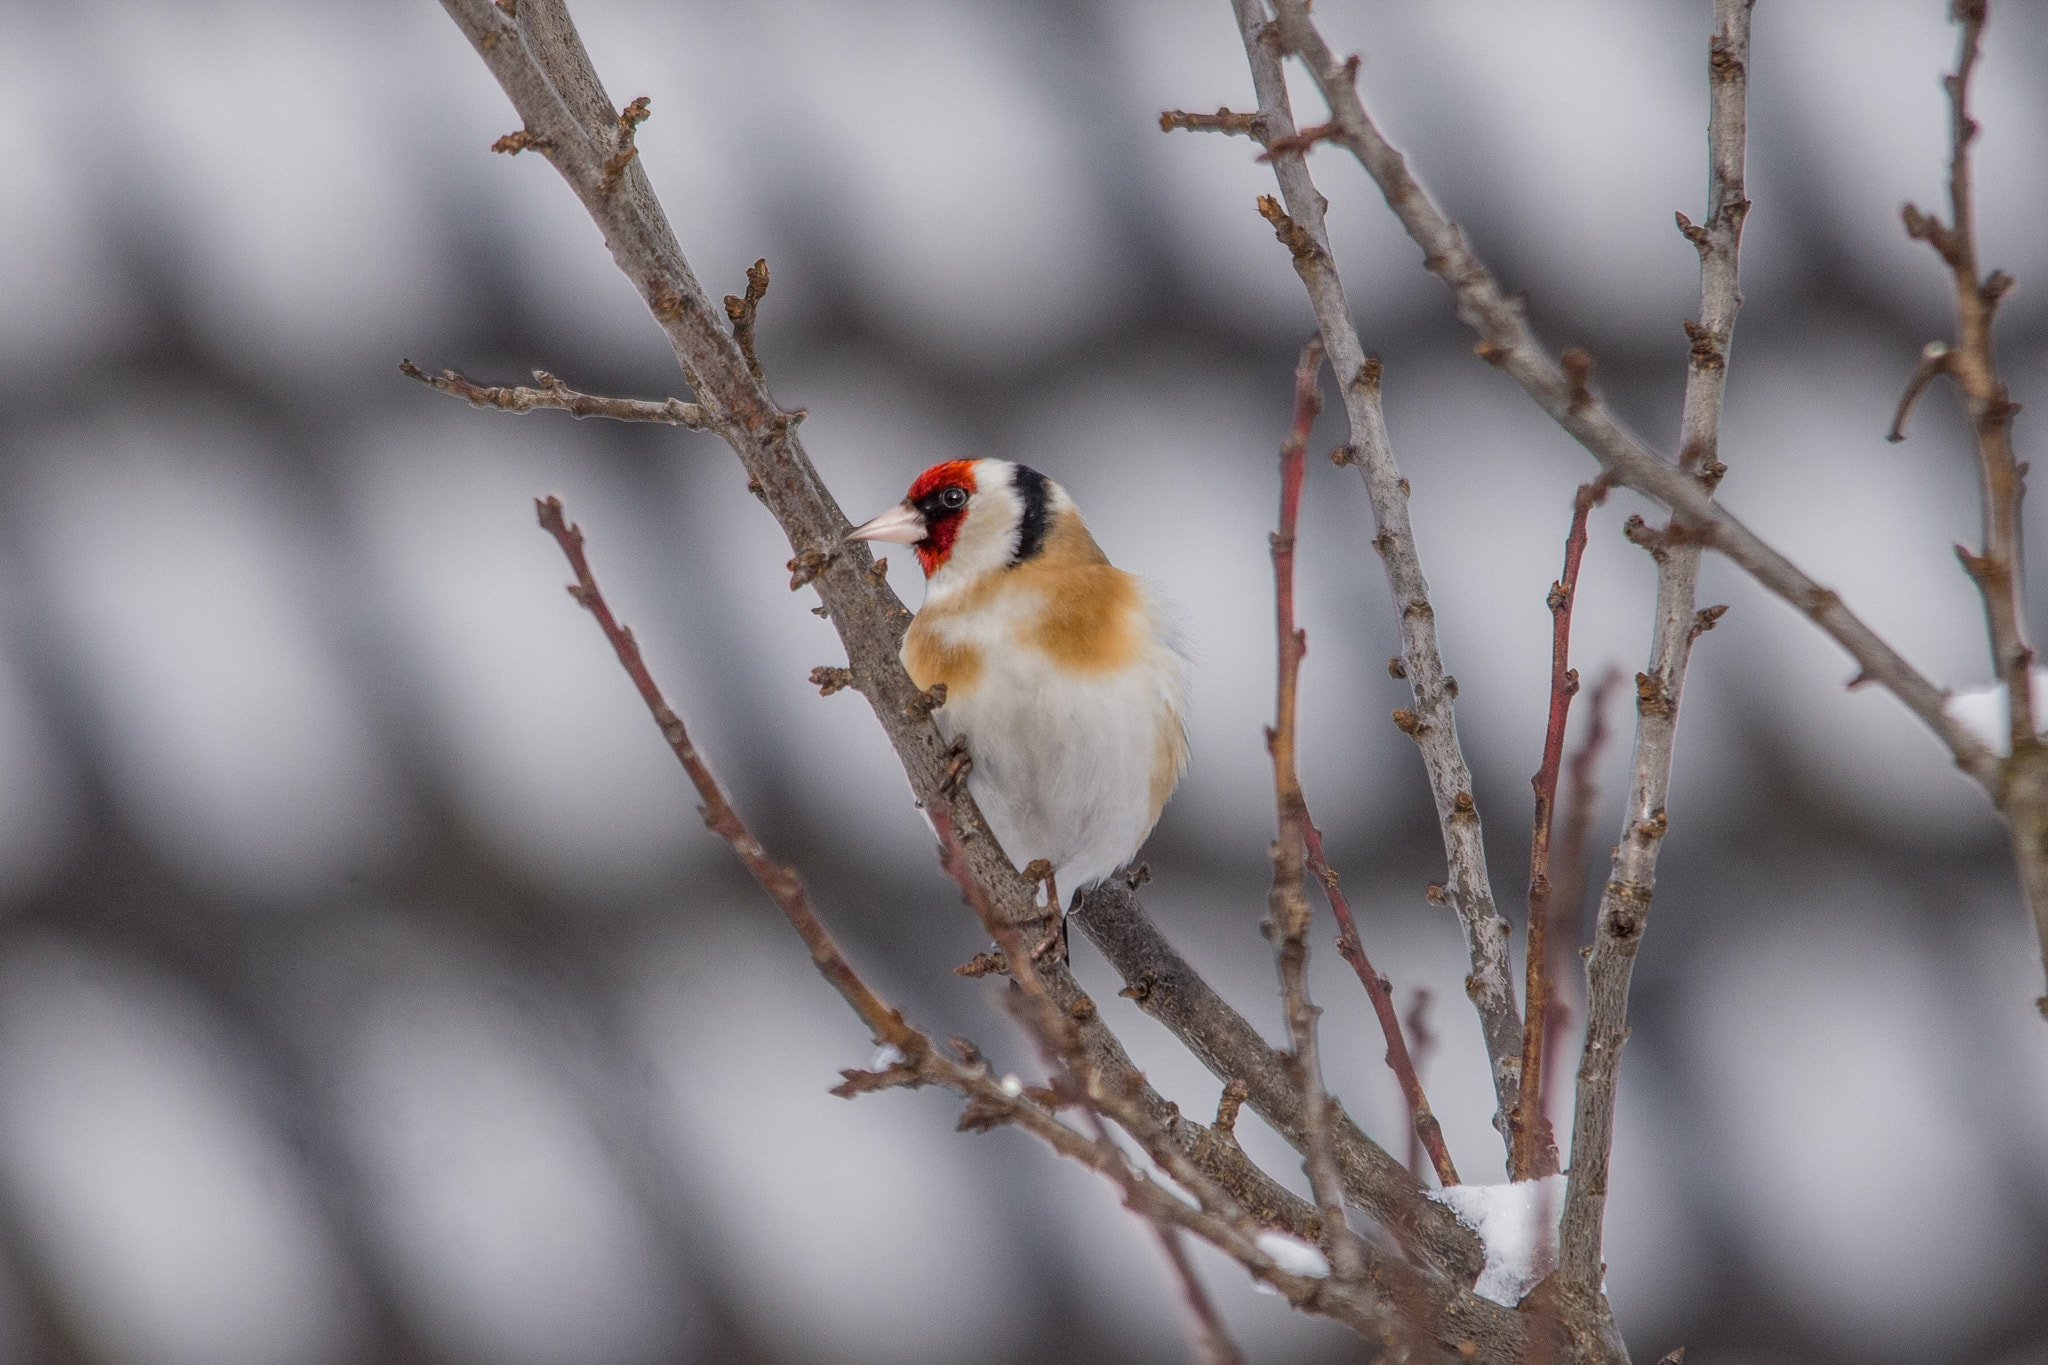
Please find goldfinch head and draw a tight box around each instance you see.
[846,458,1066,588]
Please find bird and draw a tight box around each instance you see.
[846,458,1188,948]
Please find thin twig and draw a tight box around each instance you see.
[534,494,914,1054]
[1160,107,1263,137]
[933,815,1251,1365]
[439,4,1526,1350]
[437,5,1478,1264]
[535,492,1385,1340]
[1265,340,1367,1281]
[1557,0,1751,1301]
[1899,0,2048,1014]
[1265,0,2000,789]
[403,360,712,427]
[1511,480,1606,1180]
[1304,817,1458,1188]
[1553,667,1625,950]
[1402,990,1437,1181]
[1153,1224,1248,1365]
[724,257,771,386]
[1226,0,1528,1155]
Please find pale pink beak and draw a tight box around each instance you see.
[844,501,927,546]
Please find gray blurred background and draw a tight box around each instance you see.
[1,0,2046,1361]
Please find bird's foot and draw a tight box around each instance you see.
[938,740,973,796]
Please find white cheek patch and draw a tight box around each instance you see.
[925,473,1024,600]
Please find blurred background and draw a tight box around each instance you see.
[1,0,2046,1361]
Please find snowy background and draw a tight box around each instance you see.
[2,0,2048,1362]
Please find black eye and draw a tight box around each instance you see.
[940,486,968,509]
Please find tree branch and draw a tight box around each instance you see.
[1304,816,1460,1189]
[402,360,712,427]
[1898,0,2048,1015]
[434,0,1505,1335]
[1263,0,2001,792]
[1225,0,1528,1154]
[1556,0,1751,1310]
[1511,480,1607,1181]
[536,491,1408,1344]
[1265,340,1368,1282]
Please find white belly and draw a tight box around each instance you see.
[935,649,1180,896]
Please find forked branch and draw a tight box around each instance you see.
[1896,0,2048,1012]
[1263,0,2000,790]
[1226,0,1527,1154]
[1558,0,1750,1307]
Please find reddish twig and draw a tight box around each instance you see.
[539,493,1313,1347]
[1266,337,1366,1280]
[1228,0,1526,1151]
[534,494,913,1053]
[1267,0,1999,790]
[1510,480,1607,1179]
[1303,817,1458,1188]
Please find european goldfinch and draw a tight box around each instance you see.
[848,459,1189,920]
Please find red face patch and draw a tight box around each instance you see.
[904,460,978,576]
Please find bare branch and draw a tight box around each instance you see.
[1227,0,1528,1153]
[724,257,771,386]
[1511,479,1608,1181]
[1902,0,2048,1012]
[537,491,1401,1344]
[534,493,913,1054]
[1557,0,1752,1303]
[1304,817,1460,1188]
[1263,0,2000,791]
[1160,107,1263,137]
[1264,340,1368,1281]
[439,2,1517,1348]
[1886,341,1953,443]
[402,360,712,427]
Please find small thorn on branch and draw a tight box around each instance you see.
[725,258,771,385]
[954,951,1009,979]
[1674,209,1709,253]
[491,128,544,155]
[809,665,855,697]
[1688,604,1729,643]
[1256,195,1321,267]
[1158,107,1262,137]
[1902,202,1962,265]
[1888,340,1953,442]
[786,544,832,590]
[601,95,651,184]
[1257,121,1340,162]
